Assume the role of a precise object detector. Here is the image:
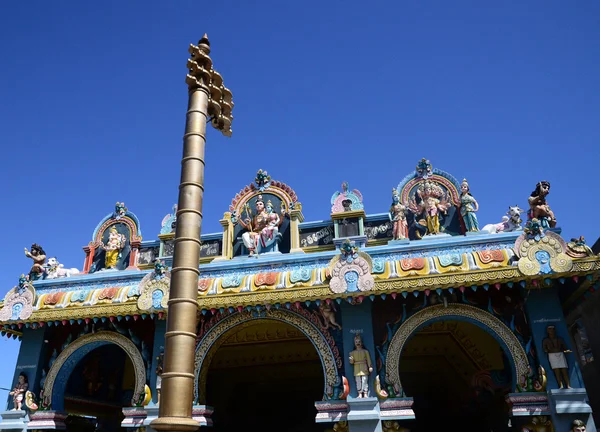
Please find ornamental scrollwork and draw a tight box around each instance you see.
[194,308,338,403]
[43,331,146,409]
[514,230,572,276]
[385,304,528,396]
[329,240,374,294]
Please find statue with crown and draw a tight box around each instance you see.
[237,194,284,256]
[407,180,453,235]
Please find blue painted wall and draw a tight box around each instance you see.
[7,328,47,410]
[524,286,583,389]
[341,301,377,399]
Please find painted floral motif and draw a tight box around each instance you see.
[221,274,243,289]
[198,278,212,292]
[438,254,463,268]
[399,258,425,272]
[476,250,505,265]
[44,292,65,306]
[290,268,312,284]
[70,290,90,303]
[255,272,278,287]
[98,287,119,300]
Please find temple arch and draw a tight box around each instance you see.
[194,308,339,403]
[43,331,146,411]
[385,303,529,394]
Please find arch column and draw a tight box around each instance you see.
[193,308,340,407]
[42,331,147,412]
[385,303,529,397]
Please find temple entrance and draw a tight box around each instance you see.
[399,320,511,432]
[205,320,328,432]
[62,344,135,431]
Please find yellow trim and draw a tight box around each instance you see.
[301,244,336,254]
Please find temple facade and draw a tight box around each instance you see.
[0,161,598,432]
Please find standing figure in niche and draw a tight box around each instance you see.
[459,179,479,232]
[349,334,373,398]
[528,181,557,228]
[9,373,28,410]
[24,244,47,280]
[156,351,164,404]
[100,226,126,269]
[389,188,409,240]
[542,325,572,389]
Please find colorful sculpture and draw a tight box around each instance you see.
[10,373,28,411]
[100,226,126,269]
[408,181,452,235]
[24,244,46,281]
[521,416,555,432]
[528,181,557,228]
[318,303,342,330]
[566,236,595,258]
[113,202,128,220]
[458,179,479,232]
[331,182,364,213]
[480,206,524,234]
[542,325,572,389]
[349,334,373,398]
[389,188,408,240]
[238,195,283,256]
[45,257,80,279]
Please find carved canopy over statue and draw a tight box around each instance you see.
[85,203,142,273]
[397,158,463,238]
[228,170,300,257]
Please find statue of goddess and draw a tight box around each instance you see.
[408,181,452,235]
[389,188,408,240]
[100,226,126,269]
[238,195,283,256]
[459,179,479,232]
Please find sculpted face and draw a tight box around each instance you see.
[461,183,469,193]
[256,200,265,212]
[547,326,556,338]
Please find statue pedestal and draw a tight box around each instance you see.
[346,397,381,432]
[387,239,410,246]
[547,388,595,432]
[0,410,28,431]
[548,388,592,414]
[192,405,213,427]
[26,410,67,430]
[121,407,148,429]
[379,398,415,421]
[505,392,550,416]
[314,400,348,423]
[421,233,452,241]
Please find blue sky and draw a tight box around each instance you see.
[1,1,599,394]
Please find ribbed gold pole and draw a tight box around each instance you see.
[151,39,210,432]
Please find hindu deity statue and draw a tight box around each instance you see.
[238,195,283,256]
[459,179,479,232]
[528,181,556,228]
[113,201,127,220]
[24,243,46,280]
[100,226,126,269]
[9,373,28,411]
[389,188,408,240]
[542,325,572,389]
[408,181,452,235]
[349,334,373,398]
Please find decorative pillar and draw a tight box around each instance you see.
[151,33,233,432]
[524,285,594,431]
[214,212,233,261]
[289,203,305,253]
[340,300,382,432]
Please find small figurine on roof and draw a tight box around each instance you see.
[24,243,47,281]
[113,202,128,220]
[528,181,556,228]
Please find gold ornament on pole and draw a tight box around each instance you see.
[151,34,233,431]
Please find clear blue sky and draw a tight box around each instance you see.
[1,1,599,393]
